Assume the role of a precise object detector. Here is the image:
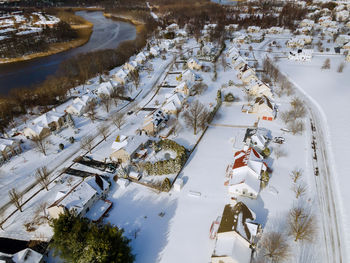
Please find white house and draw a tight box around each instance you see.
[96,81,114,96]
[150,46,160,57]
[112,69,130,85]
[110,134,149,162]
[211,202,260,263]
[48,175,110,219]
[300,19,315,27]
[252,95,277,121]
[23,110,66,138]
[318,16,332,27]
[244,128,272,152]
[180,69,202,83]
[135,52,147,64]
[247,26,261,33]
[0,138,21,165]
[162,92,185,115]
[65,95,92,116]
[247,80,273,99]
[226,147,267,199]
[123,60,139,72]
[267,26,284,34]
[288,49,313,61]
[187,57,202,70]
[175,81,191,96]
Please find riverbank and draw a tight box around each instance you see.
[0,13,93,65]
[103,12,145,34]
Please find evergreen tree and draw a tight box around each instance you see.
[50,212,134,263]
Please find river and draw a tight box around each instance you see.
[0,11,136,95]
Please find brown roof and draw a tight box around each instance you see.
[217,202,255,241]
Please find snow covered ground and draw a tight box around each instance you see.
[278,55,350,261]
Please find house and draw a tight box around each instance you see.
[336,10,349,22]
[300,19,315,27]
[233,57,247,71]
[287,37,305,48]
[251,95,276,120]
[0,138,21,165]
[166,23,179,32]
[226,46,240,63]
[160,39,175,51]
[110,135,149,163]
[211,202,261,263]
[96,81,114,96]
[233,34,246,44]
[135,52,147,64]
[112,69,129,85]
[288,49,313,61]
[267,26,284,34]
[162,93,185,115]
[179,69,202,83]
[335,34,350,46]
[243,128,272,152]
[295,26,312,35]
[175,81,191,96]
[202,42,217,57]
[238,66,258,84]
[1,248,44,263]
[318,16,332,27]
[343,42,350,50]
[247,26,261,33]
[226,147,267,199]
[23,110,66,138]
[65,95,91,116]
[248,32,264,43]
[247,80,273,99]
[187,57,202,70]
[123,60,139,72]
[142,109,169,136]
[150,46,160,57]
[48,175,110,219]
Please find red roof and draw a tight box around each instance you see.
[232,148,262,170]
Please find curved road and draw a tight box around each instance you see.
[0,11,136,95]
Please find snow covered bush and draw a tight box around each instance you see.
[143,140,187,176]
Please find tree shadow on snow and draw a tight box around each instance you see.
[106,185,178,263]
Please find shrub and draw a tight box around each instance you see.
[262,147,271,158]
[59,143,64,150]
[161,178,171,192]
[69,137,75,144]
[224,93,235,102]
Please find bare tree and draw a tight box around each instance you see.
[100,94,112,113]
[290,168,303,183]
[192,82,208,95]
[80,136,94,154]
[110,88,120,107]
[337,62,345,73]
[183,100,209,135]
[287,119,305,135]
[290,97,306,118]
[258,232,290,263]
[9,188,23,212]
[86,101,97,123]
[289,205,316,242]
[36,166,50,191]
[321,58,331,69]
[293,181,307,199]
[274,146,287,159]
[130,70,140,89]
[221,54,228,71]
[111,113,125,130]
[32,135,50,156]
[98,125,109,141]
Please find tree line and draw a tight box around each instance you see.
[0,9,156,135]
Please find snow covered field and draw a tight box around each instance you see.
[278,55,350,260]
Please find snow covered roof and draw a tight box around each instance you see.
[212,235,251,263]
[112,135,148,155]
[86,175,109,195]
[97,82,114,95]
[32,110,65,127]
[0,138,16,151]
[12,248,43,263]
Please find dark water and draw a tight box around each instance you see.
[0,11,136,95]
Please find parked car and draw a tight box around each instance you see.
[127,111,134,115]
[273,137,285,144]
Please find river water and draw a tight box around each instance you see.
[0,11,136,95]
